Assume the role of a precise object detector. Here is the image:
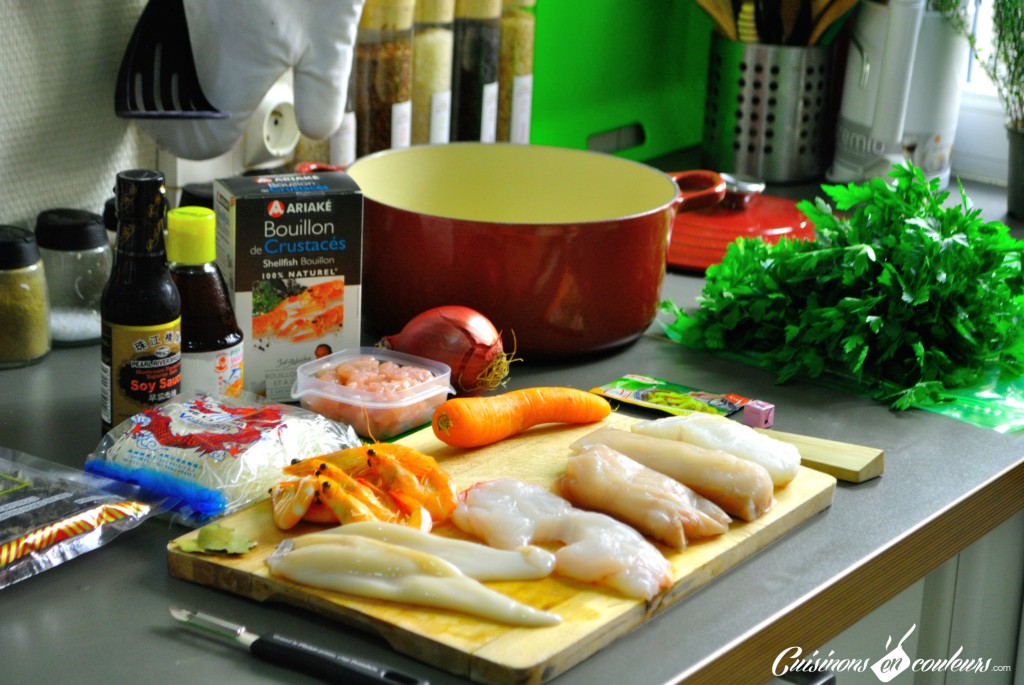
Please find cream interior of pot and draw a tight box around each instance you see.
[347,144,679,224]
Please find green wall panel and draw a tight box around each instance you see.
[531,0,713,162]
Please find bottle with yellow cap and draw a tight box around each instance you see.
[167,206,244,398]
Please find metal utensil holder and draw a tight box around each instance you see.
[702,35,835,183]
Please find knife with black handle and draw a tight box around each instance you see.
[170,607,428,684]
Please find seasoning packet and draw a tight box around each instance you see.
[0,449,167,590]
[85,391,361,527]
[591,374,750,417]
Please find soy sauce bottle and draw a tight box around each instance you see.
[101,169,182,433]
[166,206,244,398]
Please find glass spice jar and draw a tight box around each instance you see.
[355,0,415,158]
[34,208,112,347]
[413,0,455,145]
[497,0,535,144]
[0,225,51,368]
[451,0,501,142]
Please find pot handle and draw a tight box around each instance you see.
[667,170,727,213]
[295,161,346,173]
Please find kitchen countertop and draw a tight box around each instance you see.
[1,178,1022,685]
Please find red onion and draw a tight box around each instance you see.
[380,306,515,396]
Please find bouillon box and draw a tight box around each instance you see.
[213,172,363,401]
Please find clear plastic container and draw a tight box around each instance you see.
[34,208,112,346]
[355,0,415,158]
[498,0,535,143]
[0,226,50,368]
[292,347,453,439]
[412,0,455,145]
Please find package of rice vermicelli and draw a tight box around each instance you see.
[85,391,361,527]
[0,449,165,589]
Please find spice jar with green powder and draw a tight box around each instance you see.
[0,226,51,368]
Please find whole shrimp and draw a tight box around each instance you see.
[356,445,457,523]
[273,442,453,529]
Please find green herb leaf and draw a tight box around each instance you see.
[177,523,257,555]
[661,163,1024,410]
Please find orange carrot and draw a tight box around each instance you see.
[431,387,611,448]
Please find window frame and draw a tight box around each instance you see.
[950,0,1008,184]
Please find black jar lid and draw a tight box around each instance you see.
[0,225,41,270]
[35,208,108,251]
[103,196,117,231]
[179,182,214,209]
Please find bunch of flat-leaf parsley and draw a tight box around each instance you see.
[660,164,1024,409]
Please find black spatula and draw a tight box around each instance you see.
[114,0,228,119]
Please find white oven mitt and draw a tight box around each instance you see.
[137,0,365,160]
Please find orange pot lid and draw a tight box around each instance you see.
[668,185,815,273]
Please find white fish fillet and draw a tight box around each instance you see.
[569,427,773,522]
[631,413,801,487]
[451,478,672,600]
[291,521,556,581]
[559,445,732,549]
[266,535,561,627]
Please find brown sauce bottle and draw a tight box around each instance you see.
[166,206,244,398]
[101,169,182,433]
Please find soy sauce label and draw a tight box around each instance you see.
[101,320,182,427]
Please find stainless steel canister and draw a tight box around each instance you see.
[702,35,835,183]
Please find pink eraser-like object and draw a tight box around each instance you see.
[743,400,775,428]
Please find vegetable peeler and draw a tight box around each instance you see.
[169,607,428,684]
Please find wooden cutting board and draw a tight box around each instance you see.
[755,428,884,483]
[168,414,838,685]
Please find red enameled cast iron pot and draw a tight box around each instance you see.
[347,144,724,358]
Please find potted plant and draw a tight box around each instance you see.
[940,0,1024,216]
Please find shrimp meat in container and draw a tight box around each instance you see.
[292,347,454,440]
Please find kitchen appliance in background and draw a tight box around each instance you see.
[828,0,970,187]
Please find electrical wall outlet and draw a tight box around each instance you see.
[243,75,300,169]
[157,71,300,206]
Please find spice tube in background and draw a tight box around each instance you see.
[355,0,415,158]
[412,0,455,145]
[497,0,534,143]
[101,169,182,434]
[451,0,501,142]
[34,208,112,346]
[166,206,244,399]
[0,226,50,368]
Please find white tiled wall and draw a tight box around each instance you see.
[0,0,155,228]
